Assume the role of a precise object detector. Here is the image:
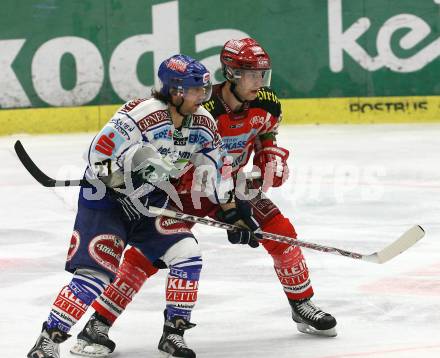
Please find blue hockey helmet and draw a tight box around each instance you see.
[158,54,212,102]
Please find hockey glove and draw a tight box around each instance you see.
[217,199,260,248]
[253,146,289,192]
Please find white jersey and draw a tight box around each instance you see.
[83,98,228,206]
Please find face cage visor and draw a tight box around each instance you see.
[171,81,213,103]
[231,69,272,88]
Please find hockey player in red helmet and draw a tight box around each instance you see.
[221,38,272,102]
[70,38,337,357]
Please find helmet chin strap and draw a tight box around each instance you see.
[171,96,187,117]
[229,82,246,104]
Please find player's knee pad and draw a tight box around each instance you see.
[162,238,202,282]
[261,214,298,256]
[116,253,149,292]
[161,237,202,267]
[123,246,159,277]
[70,268,110,305]
[271,244,306,269]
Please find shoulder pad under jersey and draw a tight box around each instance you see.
[118,98,167,122]
[191,105,218,139]
[251,87,281,118]
[202,84,226,120]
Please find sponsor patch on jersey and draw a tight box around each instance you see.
[155,216,192,236]
[95,132,115,156]
[231,151,248,169]
[189,133,209,145]
[174,137,188,146]
[93,128,125,158]
[229,122,244,129]
[192,114,216,137]
[222,134,249,151]
[88,234,125,274]
[66,230,80,262]
[250,115,266,127]
[138,110,169,132]
[153,128,171,140]
[110,117,136,139]
[120,98,146,113]
[202,100,215,112]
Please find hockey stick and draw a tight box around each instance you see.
[147,206,424,264]
[13,140,261,187]
[14,140,93,187]
[14,140,425,263]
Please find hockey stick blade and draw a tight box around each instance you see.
[14,140,95,187]
[363,225,425,264]
[149,206,425,263]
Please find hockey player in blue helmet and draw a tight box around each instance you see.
[27,54,259,358]
[156,54,212,117]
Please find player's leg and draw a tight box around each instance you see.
[27,205,126,358]
[130,215,202,358]
[70,246,158,357]
[157,237,201,358]
[71,195,215,357]
[250,196,337,337]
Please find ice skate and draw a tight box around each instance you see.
[289,298,337,337]
[70,313,116,357]
[158,310,196,358]
[27,322,70,358]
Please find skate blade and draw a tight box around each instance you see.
[296,322,337,337]
[158,349,172,357]
[70,339,112,357]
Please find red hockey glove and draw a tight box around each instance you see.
[253,146,290,191]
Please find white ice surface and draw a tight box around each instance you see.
[1,124,440,357]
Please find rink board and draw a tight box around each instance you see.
[0,95,439,136]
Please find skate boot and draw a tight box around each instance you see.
[70,312,116,357]
[158,310,196,358]
[289,298,337,337]
[27,322,70,358]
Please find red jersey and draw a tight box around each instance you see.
[174,83,282,194]
[203,83,282,173]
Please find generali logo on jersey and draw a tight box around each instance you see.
[88,234,125,273]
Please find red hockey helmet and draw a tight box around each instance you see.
[220,38,272,87]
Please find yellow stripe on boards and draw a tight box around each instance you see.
[281,96,440,124]
[0,96,439,136]
[0,104,120,136]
